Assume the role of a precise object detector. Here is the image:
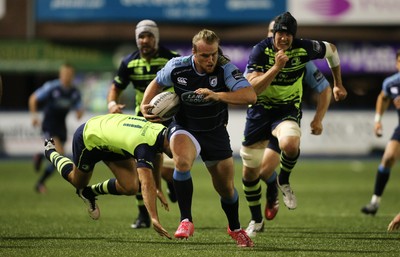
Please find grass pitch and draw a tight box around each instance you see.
[0,157,399,257]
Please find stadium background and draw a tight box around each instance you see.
[0,0,400,157]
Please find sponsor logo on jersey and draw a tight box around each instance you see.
[177,77,187,86]
[181,91,215,106]
[232,69,244,80]
[312,40,322,53]
[313,70,324,82]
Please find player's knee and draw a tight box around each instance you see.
[275,121,301,139]
[174,156,192,171]
[279,139,299,157]
[274,121,301,155]
[382,156,396,167]
[240,146,264,168]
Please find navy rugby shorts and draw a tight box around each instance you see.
[391,125,400,141]
[242,104,301,147]
[168,121,232,162]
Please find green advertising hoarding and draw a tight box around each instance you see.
[0,40,115,72]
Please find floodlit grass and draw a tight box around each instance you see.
[1,157,399,256]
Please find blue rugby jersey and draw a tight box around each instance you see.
[156,55,251,132]
[382,72,400,122]
[35,79,82,132]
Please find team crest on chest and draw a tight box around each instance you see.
[269,57,275,65]
[209,76,217,87]
[291,57,301,66]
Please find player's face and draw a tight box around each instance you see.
[274,31,293,51]
[137,32,157,58]
[59,66,75,87]
[193,40,219,74]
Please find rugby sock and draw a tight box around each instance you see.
[38,163,55,184]
[242,177,263,222]
[88,178,119,195]
[279,151,300,185]
[48,151,73,180]
[266,171,278,200]
[266,171,277,184]
[173,169,193,222]
[221,188,240,231]
[373,165,390,197]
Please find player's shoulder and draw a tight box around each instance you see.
[383,72,400,86]
[292,38,312,48]
[158,45,180,58]
[43,79,62,90]
[167,55,192,69]
[387,71,400,81]
[293,38,325,54]
[253,38,271,49]
[121,51,140,64]
[250,38,273,56]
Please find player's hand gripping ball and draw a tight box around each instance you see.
[149,92,180,121]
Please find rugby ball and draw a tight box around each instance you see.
[149,91,180,120]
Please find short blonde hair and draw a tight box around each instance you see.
[192,29,220,52]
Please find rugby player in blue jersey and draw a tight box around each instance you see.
[29,63,84,193]
[240,12,347,229]
[107,20,180,229]
[43,114,173,239]
[141,29,257,247]
[361,50,400,216]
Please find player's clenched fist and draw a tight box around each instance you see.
[275,50,289,70]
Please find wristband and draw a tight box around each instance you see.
[327,50,340,68]
[323,41,340,68]
[108,101,117,110]
[374,113,382,123]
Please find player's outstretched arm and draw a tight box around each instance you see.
[137,167,172,239]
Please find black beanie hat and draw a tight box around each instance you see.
[273,12,297,37]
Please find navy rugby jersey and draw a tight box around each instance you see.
[34,79,82,131]
[156,55,251,132]
[246,38,327,109]
[382,72,400,121]
[113,46,180,113]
